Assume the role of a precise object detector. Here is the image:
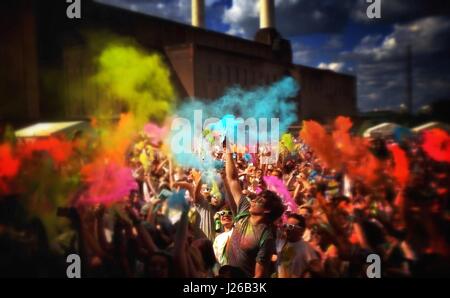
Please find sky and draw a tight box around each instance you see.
[96,0,450,112]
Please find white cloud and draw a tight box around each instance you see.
[352,0,450,24]
[348,16,450,65]
[324,35,344,50]
[223,0,258,23]
[291,42,316,66]
[318,62,345,72]
[98,0,450,39]
[382,37,397,50]
[94,1,450,111]
[344,16,450,111]
[222,0,355,38]
[223,0,259,37]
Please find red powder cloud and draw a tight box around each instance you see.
[422,129,450,163]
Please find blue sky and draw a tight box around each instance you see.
[97,0,450,112]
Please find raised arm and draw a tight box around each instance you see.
[292,181,304,203]
[286,170,296,189]
[169,158,174,189]
[173,181,195,202]
[144,175,157,197]
[315,189,353,258]
[225,152,243,207]
[173,210,190,277]
[145,200,157,226]
[221,170,237,215]
[94,204,112,253]
[126,206,158,256]
[156,158,168,172]
[82,217,107,260]
[193,175,205,205]
[254,262,268,278]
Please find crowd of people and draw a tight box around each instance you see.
[0,126,449,278]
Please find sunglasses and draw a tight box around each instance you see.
[283,223,302,231]
[217,210,232,217]
[246,196,265,206]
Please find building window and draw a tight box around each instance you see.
[251,71,255,85]
[244,69,247,86]
[235,67,240,83]
[227,66,231,84]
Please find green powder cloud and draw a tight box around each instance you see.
[93,43,176,124]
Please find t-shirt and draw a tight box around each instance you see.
[225,196,275,277]
[276,238,319,278]
[142,182,152,203]
[302,228,312,242]
[195,198,217,241]
[213,229,233,266]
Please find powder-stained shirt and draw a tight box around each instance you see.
[195,198,217,241]
[276,238,318,278]
[213,229,233,266]
[225,196,275,277]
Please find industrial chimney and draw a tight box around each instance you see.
[260,0,275,29]
[192,0,205,28]
[255,0,292,64]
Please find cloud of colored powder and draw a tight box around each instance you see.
[170,77,300,170]
[92,43,176,125]
[422,129,450,163]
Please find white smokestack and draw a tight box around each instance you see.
[260,0,275,29]
[192,0,205,28]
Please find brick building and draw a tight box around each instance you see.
[0,0,357,126]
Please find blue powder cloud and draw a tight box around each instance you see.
[169,77,300,170]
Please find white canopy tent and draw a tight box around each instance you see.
[363,122,401,138]
[412,122,449,133]
[15,121,90,139]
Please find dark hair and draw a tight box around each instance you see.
[148,251,174,277]
[260,190,285,223]
[287,214,306,229]
[159,182,171,192]
[220,203,231,211]
[129,189,139,198]
[283,160,296,174]
[192,239,216,270]
[360,219,386,250]
[271,169,283,178]
[218,265,247,278]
